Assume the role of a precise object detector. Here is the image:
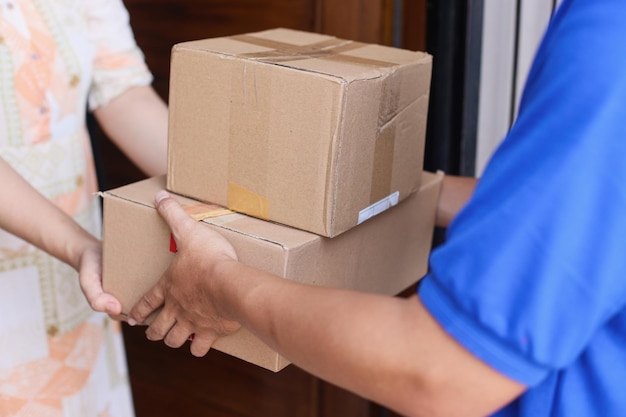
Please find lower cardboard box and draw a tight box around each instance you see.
[101,171,442,372]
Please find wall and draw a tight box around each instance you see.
[475,0,561,175]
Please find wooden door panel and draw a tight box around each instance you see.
[402,0,427,51]
[124,324,320,417]
[125,0,317,98]
[317,0,393,44]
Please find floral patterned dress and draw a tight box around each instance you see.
[0,0,152,415]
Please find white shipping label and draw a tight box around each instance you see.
[357,191,400,225]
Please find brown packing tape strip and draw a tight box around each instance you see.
[370,64,402,204]
[170,203,235,253]
[226,44,273,221]
[370,125,396,204]
[230,34,397,68]
[228,182,270,220]
[182,202,234,221]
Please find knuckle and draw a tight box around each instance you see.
[140,290,164,311]
[188,331,218,357]
[145,327,163,342]
[164,336,184,348]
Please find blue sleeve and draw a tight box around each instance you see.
[419,0,626,386]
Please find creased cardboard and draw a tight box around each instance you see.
[166,28,432,237]
[102,171,442,372]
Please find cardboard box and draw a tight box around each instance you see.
[166,28,432,237]
[102,171,442,372]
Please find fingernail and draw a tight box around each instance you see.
[127,318,137,326]
[106,303,117,314]
[155,190,170,205]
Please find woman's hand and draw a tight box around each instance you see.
[0,156,122,315]
[75,237,123,315]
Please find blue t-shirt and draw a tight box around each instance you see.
[419,0,626,415]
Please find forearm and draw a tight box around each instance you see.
[93,85,168,177]
[218,262,421,413]
[0,157,98,269]
[215,260,523,417]
[436,174,478,228]
[132,191,524,416]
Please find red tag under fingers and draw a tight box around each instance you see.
[169,233,177,253]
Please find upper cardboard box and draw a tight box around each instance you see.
[102,171,442,372]
[167,28,432,237]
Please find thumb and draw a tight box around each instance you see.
[154,190,195,238]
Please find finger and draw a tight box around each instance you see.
[154,190,196,242]
[108,312,128,322]
[144,310,176,342]
[90,293,122,316]
[128,283,166,325]
[79,265,122,315]
[163,324,194,348]
[189,334,217,357]
[77,246,123,315]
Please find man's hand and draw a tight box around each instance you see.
[128,191,241,357]
[435,174,478,228]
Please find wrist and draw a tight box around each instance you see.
[435,175,477,228]
[63,225,100,271]
[210,257,244,320]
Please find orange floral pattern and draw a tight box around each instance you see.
[0,0,153,415]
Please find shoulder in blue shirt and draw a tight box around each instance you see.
[419,0,626,415]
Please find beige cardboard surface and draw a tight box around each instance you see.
[102,171,442,372]
[166,28,432,237]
